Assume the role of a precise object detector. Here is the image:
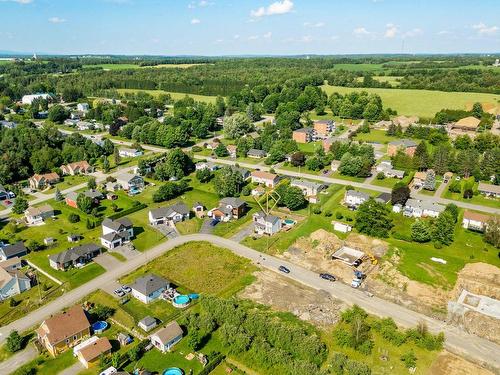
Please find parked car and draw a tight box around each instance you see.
[319,273,336,282]
[121,285,131,293]
[351,278,362,288]
[278,265,290,274]
[114,289,125,297]
[209,219,220,227]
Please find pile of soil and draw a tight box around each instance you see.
[450,262,500,301]
[428,351,495,375]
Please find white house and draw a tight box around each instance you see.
[403,199,445,218]
[290,179,325,201]
[0,259,31,301]
[253,212,282,236]
[77,103,89,112]
[376,161,405,179]
[130,274,169,304]
[477,182,500,198]
[22,93,51,105]
[119,148,143,158]
[24,205,54,225]
[100,218,134,249]
[331,160,341,172]
[462,210,491,232]
[138,316,157,332]
[150,321,183,353]
[195,162,219,172]
[344,190,369,208]
[115,173,144,192]
[148,203,190,225]
[0,242,28,261]
[251,171,280,188]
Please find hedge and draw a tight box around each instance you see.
[198,352,226,375]
[108,202,147,220]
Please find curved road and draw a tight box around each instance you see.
[0,234,499,372]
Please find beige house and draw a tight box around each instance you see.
[29,172,60,190]
[60,161,93,176]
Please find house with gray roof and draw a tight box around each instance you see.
[148,203,190,225]
[230,166,251,180]
[100,217,134,249]
[247,149,267,159]
[403,199,445,218]
[208,197,247,222]
[253,212,282,236]
[138,316,157,332]
[290,179,326,198]
[116,173,144,192]
[150,321,183,353]
[344,190,370,208]
[49,243,101,271]
[130,274,169,304]
[0,242,28,261]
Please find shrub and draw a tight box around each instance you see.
[400,350,417,369]
[324,210,332,217]
[376,172,385,180]
[6,330,23,352]
[335,212,343,220]
[330,352,348,375]
[68,213,80,223]
[241,185,251,196]
[192,145,202,152]
[345,360,371,375]
[313,206,322,215]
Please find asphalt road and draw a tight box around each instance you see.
[0,234,499,372]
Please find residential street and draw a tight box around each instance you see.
[0,234,499,372]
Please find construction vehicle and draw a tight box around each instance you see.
[364,252,378,265]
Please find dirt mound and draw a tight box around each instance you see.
[344,233,389,258]
[239,270,347,327]
[428,351,495,375]
[451,262,500,300]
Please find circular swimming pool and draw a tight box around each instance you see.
[91,321,108,334]
[172,295,191,308]
[163,367,183,375]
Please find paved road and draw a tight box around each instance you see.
[0,345,37,374]
[0,234,499,372]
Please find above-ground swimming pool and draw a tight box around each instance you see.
[91,321,108,334]
[283,219,295,225]
[163,367,183,375]
[172,295,191,308]
[188,293,199,300]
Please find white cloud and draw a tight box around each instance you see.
[191,18,201,24]
[472,22,498,35]
[188,0,213,9]
[304,21,325,28]
[353,27,373,37]
[48,16,66,24]
[248,35,259,40]
[251,0,294,18]
[0,0,33,4]
[384,23,398,38]
[263,31,272,39]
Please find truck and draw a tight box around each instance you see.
[351,270,366,288]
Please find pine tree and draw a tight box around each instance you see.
[423,169,436,191]
[413,141,430,171]
[54,188,63,201]
[113,147,121,166]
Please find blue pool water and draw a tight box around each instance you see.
[188,293,199,300]
[173,295,190,305]
[284,219,295,225]
[163,368,183,375]
[91,321,108,333]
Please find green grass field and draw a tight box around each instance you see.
[116,88,217,103]
[83,63,204,70]
[321,84,500,118]
[332,63,385,72]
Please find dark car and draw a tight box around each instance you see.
[209,219,220,227]
[278,265,290,274]
[320,273,336,282]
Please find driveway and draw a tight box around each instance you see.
[93,253,122,271]
[199,218,215,234]
[230,222,255,243]
[57,361,84,375]
[0,345,37,374]
[112,244,140,260]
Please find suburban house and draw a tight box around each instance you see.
[118,148,143,158]
[100,217,134,250]
[150,321,183,353]
[451,116,481,132]
[291,179,325,202]
[0,242,28,261]
[209,197,247,221]
[344,190,369,208]
[226,144,237,158]
[77,103,90,112]
[192,202,205,218]
[412,171,428,188]
[138,316,158,332]
[148,202,190,225]
[292,127,314,143]
[195,161,219,172]
[477,182,500,198]
[116,173,144,192]
[251,171,280,188]
[314,120,335,136]
[65,192,79,208]
[253,212,282,236]
[231,166,251,180]
[60,161,93,176]
[24,204,54,225]
[36,305,91,357]
[49,243,102,271]
[393,115,419,128]
[76,337,112,369]
[375,161,405,179]
[29,172,60,190]
[0,258,31,301]
[130,274,169,304]
[403,199,445,218]
[205,139,221,150]
[387,139,417,157]
[375,192,392,205]
[462,210,492,232]
[247,149,268,159]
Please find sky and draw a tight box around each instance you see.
[0,0,499,55]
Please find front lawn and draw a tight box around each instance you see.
[41,175,89,195]
[443,189,500,209]
[353,129,398,144]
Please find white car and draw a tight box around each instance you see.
[114,289,125,297]
[351,278,362,288]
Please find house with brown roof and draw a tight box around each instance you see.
[150,321,183,353]
[76,337,112,368]
[24,204,54,225]
[387,139,417,157]
[251,171,280,188]
[462,210,492,232]
[60,161,93,176]
[226,144,237,158]
[452,116,481,132]
[29,172,60,190]
[36,305,91,356]
[393,115,419,128]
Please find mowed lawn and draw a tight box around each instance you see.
[116,88,217,103]
[121,241,257,297]
[321,84,500,118]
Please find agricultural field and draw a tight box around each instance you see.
[321,84,500,118]
[116,88,218,103]
[332,63,385,72]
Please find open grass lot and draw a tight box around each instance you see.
[116,88,217,104]
[332,63,385,72]
[321,84,500,118]
[371,171,415,189]
[442,189,500,209]
[176,217,203,235]
[353,129,398,144]
[373,75,403,86]
[41,175,91,195]
[298,141,322,154]
[121,241,256,297]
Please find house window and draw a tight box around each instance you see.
[66,338,70,344]
[73,335,77,340]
